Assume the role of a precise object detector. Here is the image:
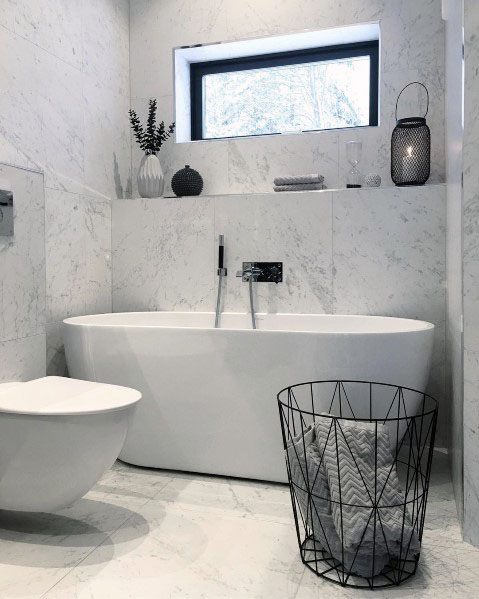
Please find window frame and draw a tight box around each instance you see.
[190,40,379,141]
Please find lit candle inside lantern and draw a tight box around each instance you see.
[402,145,415,182]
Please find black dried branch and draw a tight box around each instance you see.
[129,99,176,154]
[145,99,157,152]
[129,109,146,151]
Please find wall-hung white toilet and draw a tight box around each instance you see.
[0,376,141,512]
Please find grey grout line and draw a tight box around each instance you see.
[39,474,173,599]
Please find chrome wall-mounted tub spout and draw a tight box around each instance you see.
[236,262,283,329]
[215,234,227,328]
[236,264,263,329]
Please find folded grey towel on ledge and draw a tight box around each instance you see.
[274,183,326,192]
[274,174,324,186]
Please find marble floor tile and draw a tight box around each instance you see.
[0,452,474,599]
[0,497,148,598]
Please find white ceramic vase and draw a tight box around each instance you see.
[137,154,164,198]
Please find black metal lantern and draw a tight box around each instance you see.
[391,82,430,186]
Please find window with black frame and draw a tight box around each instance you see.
[190,40,379,141]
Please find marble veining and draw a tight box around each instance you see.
[130,0,446,194]
[0,164,46,383]
[0,334,46,383]
[0,164,45,344]
[0,452,472,598]
[332,185,447,440]
[214,192,333,314]
[46,189,112,324]
[112,185,447,444]
[112,197,214,313]
[0,0,130,378]
[0,0,131,199]
[462,0,479,547]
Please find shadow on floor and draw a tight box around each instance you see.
[0,498,149,567]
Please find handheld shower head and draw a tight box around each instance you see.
[217,234,226,276]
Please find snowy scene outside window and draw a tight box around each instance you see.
[202,55,371,139]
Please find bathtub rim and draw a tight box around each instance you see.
[63,311,435,336]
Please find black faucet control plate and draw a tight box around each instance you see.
[243,262,283,283]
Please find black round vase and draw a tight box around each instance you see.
[171,165,203,197]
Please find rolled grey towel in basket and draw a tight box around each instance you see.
[287,424,390,577]
[274,174,324,186]
[314,417,421,562]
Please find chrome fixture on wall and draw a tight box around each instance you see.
[238,262,283,284]
[236,262,283,329]
[0,178,14,236]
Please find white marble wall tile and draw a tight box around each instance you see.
[37,50,85,193]
[463,348,479,545]
[224,0,340,40]
[82,0,130,94]
[463,0,479,547]
[46,190,112,323]
[214,192,333,314]
[0,334,46,382]
[332,185,446,322]
[0,164,45,342]
[380,1,445,76]
[112,197,214,312]
[84,197,112,316]
[332,184,446,442]
[0,27,46,173]
[46,190,87,323]
[130,0,229,99]
[227,131,339,194]
[0,1,131,200]
[0,1,15,32]
[13,0,83,70]
[0,0,130,384]
[83,75,132,200]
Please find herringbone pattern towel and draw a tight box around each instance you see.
[287,418,420,578]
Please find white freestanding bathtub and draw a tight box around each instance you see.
[63,312,434,483]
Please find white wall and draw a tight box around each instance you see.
[129,0,445,196]
[0,1,131,377]
[112,184,448,443]
[463,0,479,547]
[445,0,464,523]
[0,164,46,381]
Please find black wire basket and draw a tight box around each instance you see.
[277,380,437,589]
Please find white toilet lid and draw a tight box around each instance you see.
[0,377,141,415]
